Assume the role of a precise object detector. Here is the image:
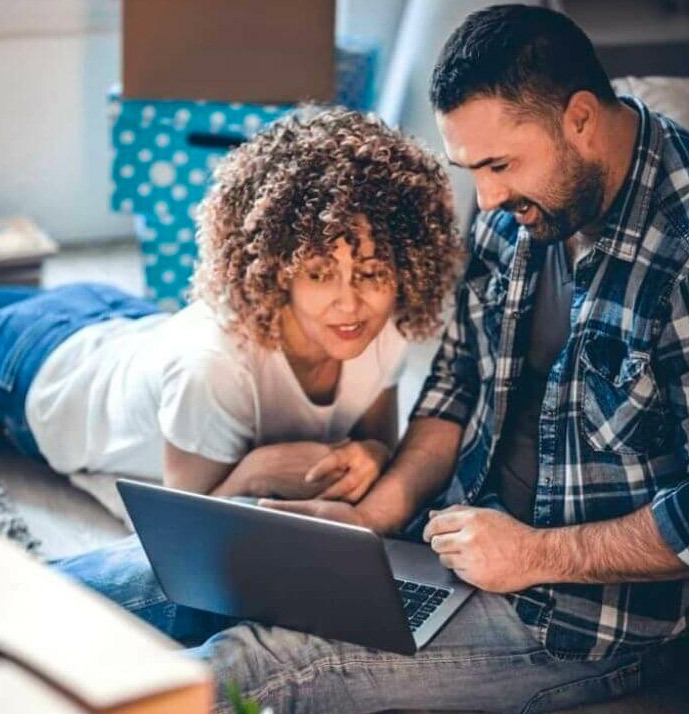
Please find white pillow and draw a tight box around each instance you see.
[611,75,689,129]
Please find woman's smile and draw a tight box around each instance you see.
[328,321,366,340]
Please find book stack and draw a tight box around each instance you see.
[0,217,59,286]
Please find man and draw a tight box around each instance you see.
[257,3,689,710]
[60,5,689,712]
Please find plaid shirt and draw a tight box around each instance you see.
[411,98,689,661]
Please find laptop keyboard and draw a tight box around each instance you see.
[394,578,451,632]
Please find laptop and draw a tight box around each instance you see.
[117,479,475,655]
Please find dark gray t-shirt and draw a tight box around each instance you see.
[491,241,573,523]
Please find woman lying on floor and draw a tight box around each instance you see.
[0,107,459,504]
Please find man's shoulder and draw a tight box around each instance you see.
[466,209,521,275]
[654,115,689,230]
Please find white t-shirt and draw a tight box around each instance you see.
[26,301,407,479]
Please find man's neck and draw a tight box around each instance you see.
[573,102,639,252]
[596,102,640,221]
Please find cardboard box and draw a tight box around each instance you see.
[122,0,336,104]
[0,539,212,713]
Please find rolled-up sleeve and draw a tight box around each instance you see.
[653,273,689,564]
[410,280,480,428]
[653,484,689,564]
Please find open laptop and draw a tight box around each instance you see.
[117,479,475,655]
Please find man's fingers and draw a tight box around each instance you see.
[423,507,472,541]
[429,532,465,554]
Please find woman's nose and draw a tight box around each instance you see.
[333,278,361,312]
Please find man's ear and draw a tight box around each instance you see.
[562,90,600,151]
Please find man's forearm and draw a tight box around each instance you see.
[530,504,687,584]
[355,416,463,534]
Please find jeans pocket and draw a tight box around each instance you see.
[521,657,642,714]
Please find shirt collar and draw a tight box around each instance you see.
[595,97,663,262]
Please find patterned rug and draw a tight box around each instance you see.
[0,481,41,554]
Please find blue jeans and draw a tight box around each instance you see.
[55,535,670,714]
[0,283,159,458]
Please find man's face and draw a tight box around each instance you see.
[437,96,607,243]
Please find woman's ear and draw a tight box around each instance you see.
[562,90,600,151]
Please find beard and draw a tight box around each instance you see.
[505,144,607,244]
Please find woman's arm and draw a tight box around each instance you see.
[302,387,399,502]
[163,440,235,494]
[164,438,343,499]
[164,387,399,500]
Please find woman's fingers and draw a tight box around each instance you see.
[304,453,340,483]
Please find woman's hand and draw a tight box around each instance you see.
[259,497,368,527]
[215,442,341,499]
[304,439,391,503]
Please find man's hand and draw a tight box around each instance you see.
[423,505,541,593]
[305,439,390,503]
[258,498,367,527]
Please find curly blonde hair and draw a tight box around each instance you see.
[193,107,460,347]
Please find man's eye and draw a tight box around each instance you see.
[491,163,509,173]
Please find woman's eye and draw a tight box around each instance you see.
[306,270,332,283]
[355,264,393,285]
[490,163,509,173]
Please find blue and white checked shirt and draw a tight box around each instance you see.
[411,98,689,660]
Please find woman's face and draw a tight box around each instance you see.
[282,219,397,362]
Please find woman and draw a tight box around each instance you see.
[0,108,459,505]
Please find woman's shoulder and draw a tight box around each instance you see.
[162,301,258,370]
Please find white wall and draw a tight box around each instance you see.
[0,0,133,242]
[339,0,499,237]
[0,0,491,244]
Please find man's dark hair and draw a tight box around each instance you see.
[430,4,617,122]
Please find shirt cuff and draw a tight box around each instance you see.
[652,483,689,566]
[410,386,475,428]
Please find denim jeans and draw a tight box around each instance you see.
[0,283,159,458]
[55,535,663,714]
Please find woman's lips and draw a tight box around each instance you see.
[329,322,365,340]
